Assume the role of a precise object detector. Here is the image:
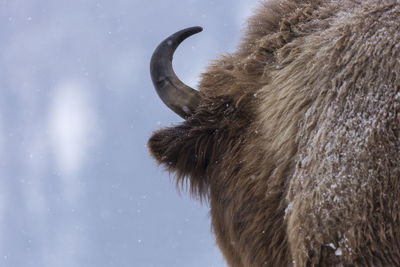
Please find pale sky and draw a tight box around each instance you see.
[0,0,257,266]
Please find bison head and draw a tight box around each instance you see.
[149,27,257,200]
[147,1,400,266]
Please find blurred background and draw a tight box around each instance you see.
[0,0,258,266]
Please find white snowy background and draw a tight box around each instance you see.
[0,0,257,266]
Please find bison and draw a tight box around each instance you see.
[148,0,400,266]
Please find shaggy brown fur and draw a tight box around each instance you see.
[148,0,400,266]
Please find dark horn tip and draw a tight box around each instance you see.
[187,26,203,33]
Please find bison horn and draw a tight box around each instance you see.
[150,26,203,119]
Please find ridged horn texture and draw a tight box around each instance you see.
[150,26,203,119]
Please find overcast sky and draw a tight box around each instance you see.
[0,0,258,266]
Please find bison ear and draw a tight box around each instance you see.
[148,122,212,197]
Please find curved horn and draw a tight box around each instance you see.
[150,26,203,119]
